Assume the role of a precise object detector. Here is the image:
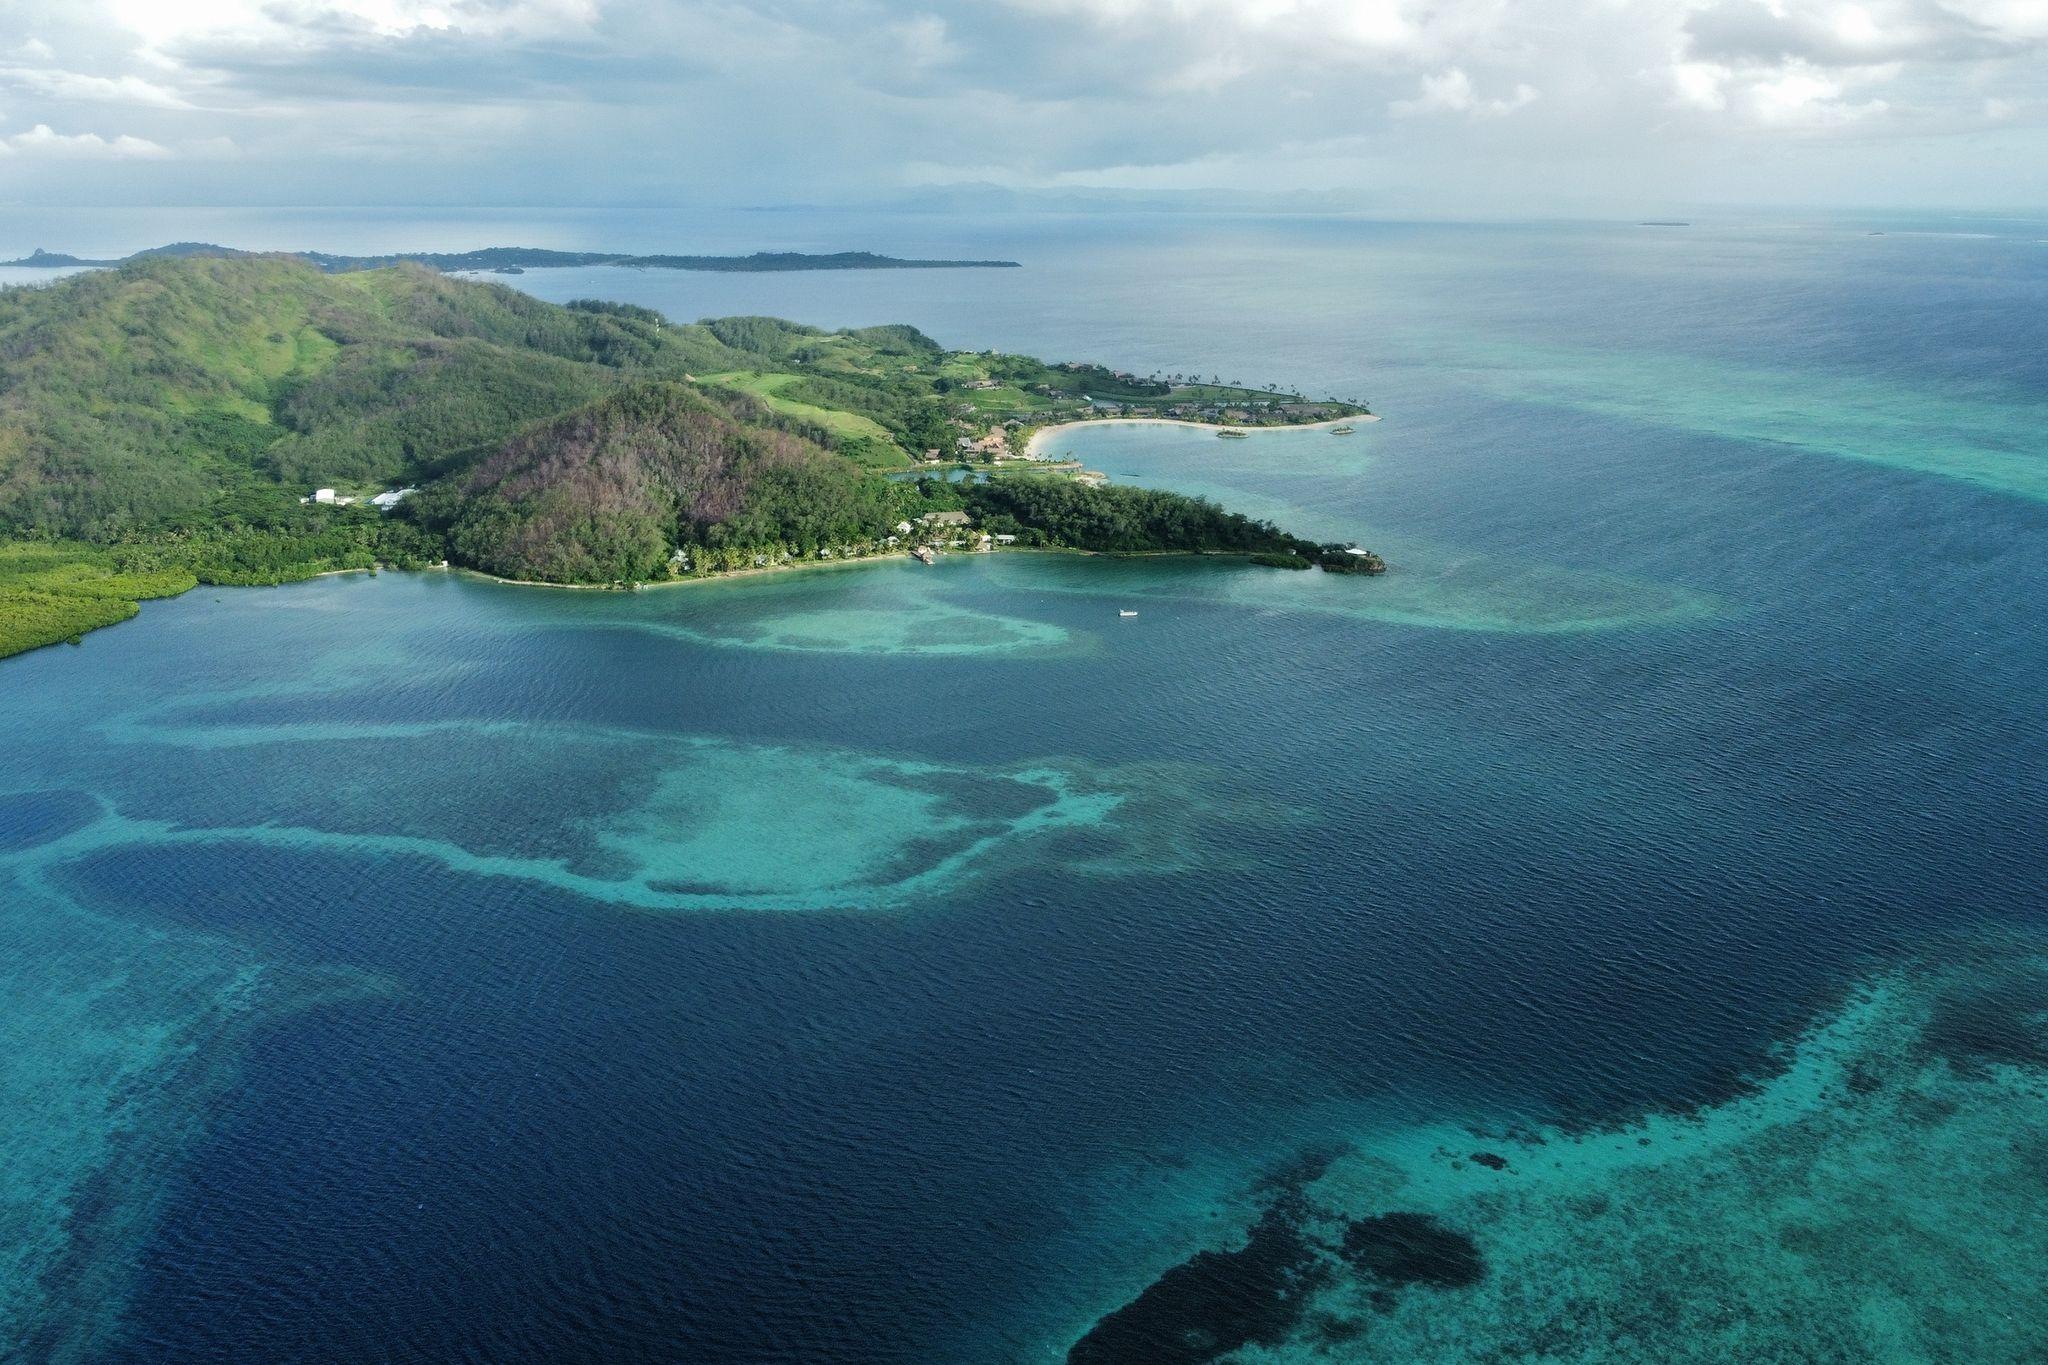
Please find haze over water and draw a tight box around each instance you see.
[3,210,2045,1361]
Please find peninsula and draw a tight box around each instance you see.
[0,255,1380,659]
[2,242,1022,273]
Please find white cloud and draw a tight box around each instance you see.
[181,134,242,158]
[1920,0,2048,45]
[0,0,2042,208]
[1,122,172,158]
[1148,52,1254,94]
[103,0,601,47]
[1746,61,1889,126]
[892,14,956,71]
[0,64,193,108]
[1390,67,1539,118]
[1002,0,1503,62]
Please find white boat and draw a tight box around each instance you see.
[1118,610,1138,617]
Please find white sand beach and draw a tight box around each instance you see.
[1023,412,1378,458]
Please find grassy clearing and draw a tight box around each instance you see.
[701,371,897,442]
[955,386,1058,418]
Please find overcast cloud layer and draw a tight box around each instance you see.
[1,0,2043,211]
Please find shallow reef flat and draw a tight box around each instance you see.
[52,696,1289,912]
[1214,546,1718,635]
[604,594,1080,658]
[0,793,377,1362]
[11,737,1117,914]
[457,559,1091,658]
[1459,336,2048,505]
[1065,934,2048,1363]
[975,546,1717,636]
[0,883,252,1362]
[1031,416,1720,635]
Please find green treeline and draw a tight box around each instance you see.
[963,479,1316,556]
[0,544,197,658]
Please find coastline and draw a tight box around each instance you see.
[4,410,1376,660]
[0,560,406,664]
[461,553,909,593]
[1024,412,1378,458]
[463,543,1298,594]
[4,541,1298,667]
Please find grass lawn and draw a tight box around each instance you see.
[700,371,897,443]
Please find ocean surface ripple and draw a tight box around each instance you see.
[1,209,2044,1362]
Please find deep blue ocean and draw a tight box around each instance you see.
[1,210,2044,1362]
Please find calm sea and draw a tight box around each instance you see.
[1,209,2044,1362]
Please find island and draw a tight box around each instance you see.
[1,242,1021,273]
[0,254,1382,659]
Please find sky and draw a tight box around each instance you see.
[0,0,2044,213]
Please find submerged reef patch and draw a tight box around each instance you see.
[977,539,1716,636]
[1918,964,2048,1074]
[1063,1145,1478,1364]
[0,873,380,1362]
[1066,1205,1330,1365]
[595,590,1080,658]
[52,705,1290,912]
[1068,938,2048,1363]
[1339,1213,1483,1290]
[1470,335,2048,505]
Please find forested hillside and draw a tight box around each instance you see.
[0,255,749,538]
[434,382,904,584]
[0,255,1365,655]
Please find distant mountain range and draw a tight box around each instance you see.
[1,242,1022,273]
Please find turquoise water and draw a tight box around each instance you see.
[1,211,2045,1361]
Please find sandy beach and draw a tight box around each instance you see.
[1024,411,1378,458]
[464,550,915,593]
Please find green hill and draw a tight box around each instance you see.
[0,255,754,537]
[434,381,908,584]
[0,255,1355,657]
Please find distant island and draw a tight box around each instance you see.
[0,255,1379,659]
[2,242,1022,273]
